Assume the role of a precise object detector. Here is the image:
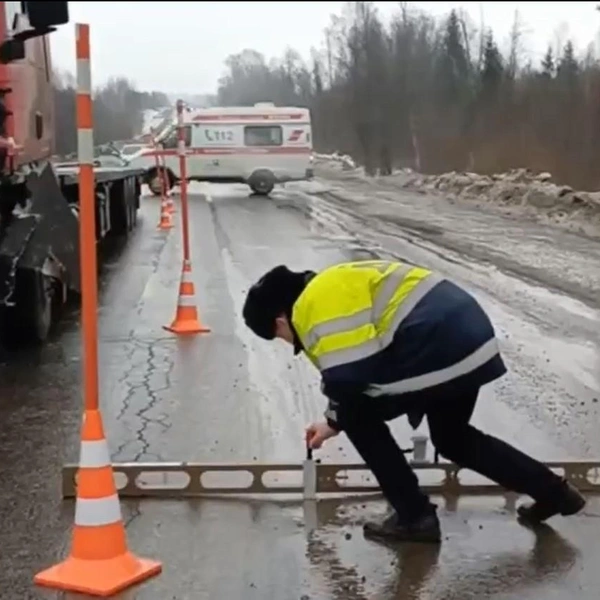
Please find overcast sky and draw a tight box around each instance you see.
[49,1,600,94]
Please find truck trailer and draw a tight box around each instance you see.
[0,2,144,344]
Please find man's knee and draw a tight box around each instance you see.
[430,428,468,462]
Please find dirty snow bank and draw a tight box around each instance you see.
[313,153,600,238]
[314,152,357,171]
[395,167,600,233]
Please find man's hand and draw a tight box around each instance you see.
[305,421,339,449]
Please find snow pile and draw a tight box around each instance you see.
[393,167,600,228]
[314,151,600,235]
[285,178,333,195]
[313,152,357,171]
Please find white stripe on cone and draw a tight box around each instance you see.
[177,295,197,306]
[74,494,123,527]
[79,440,111,468]
[181,271,194,283]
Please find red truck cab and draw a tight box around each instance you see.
[0,1,68,176]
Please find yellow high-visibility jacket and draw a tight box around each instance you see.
[291,260,505,430]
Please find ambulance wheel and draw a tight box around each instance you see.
[148,168,171,196]
[248,170,275,196]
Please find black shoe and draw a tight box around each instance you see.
[517,479,586,524]
[363,509,441,543]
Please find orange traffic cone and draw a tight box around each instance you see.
[159,158,174,214]
[157,195,173,230]
[166,192,176,215]
[163,260,210,335]
[34,410,162,596]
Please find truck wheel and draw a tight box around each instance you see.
[30,274,54,342]
[4,271,56,344]
[125,176,137,231]
[130,179,138,229]
[110,178,137,235]
[129,193,137,230]
[248,169,275,196]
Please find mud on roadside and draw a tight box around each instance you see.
[314,156,600,240]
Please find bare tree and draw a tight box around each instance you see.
[215,1,600,188]
[53,74,169,156]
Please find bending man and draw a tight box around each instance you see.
[242,260,586,543]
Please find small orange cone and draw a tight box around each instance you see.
[159,158,174,214]
[166,192,176,215]
[163,260,210,335]
[157,195,173,230]
[34,410,162,597]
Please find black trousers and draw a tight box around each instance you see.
[341,386,563,522]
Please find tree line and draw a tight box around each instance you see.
[217,1,600,189]
[53,70,169,157]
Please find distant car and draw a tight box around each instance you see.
[120,143,149,157]
[95,154,130,168]
[54,154,131,169]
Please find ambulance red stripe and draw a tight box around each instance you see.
[143,146,311,156]
[192,113,305,121]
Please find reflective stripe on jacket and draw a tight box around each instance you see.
[291,259,506,429]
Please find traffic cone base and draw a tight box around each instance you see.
[164,262,210,335]
[163,301,210,334]
[34,553,162,597]
[163,318,210,334]
[157,207,173,230]
[34,409,162,596]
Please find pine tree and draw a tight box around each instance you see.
[480,30,503,100]
[436,9,470,107]
[541,46,555,78]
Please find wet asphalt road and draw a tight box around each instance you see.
[0,179,599,599]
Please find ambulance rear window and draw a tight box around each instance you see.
[244,125,282,147]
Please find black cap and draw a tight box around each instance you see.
[242,265,314,345]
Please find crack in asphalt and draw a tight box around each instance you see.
[123,503,142,528]
[111,337,176,462]
[103,336,177,528]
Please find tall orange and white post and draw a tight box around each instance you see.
[163,99,210,335]
[34,24,162,597]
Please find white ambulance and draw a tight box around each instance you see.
[129,103,313,196]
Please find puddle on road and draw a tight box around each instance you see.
[302,496,592,600]
[116,494,599,600]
